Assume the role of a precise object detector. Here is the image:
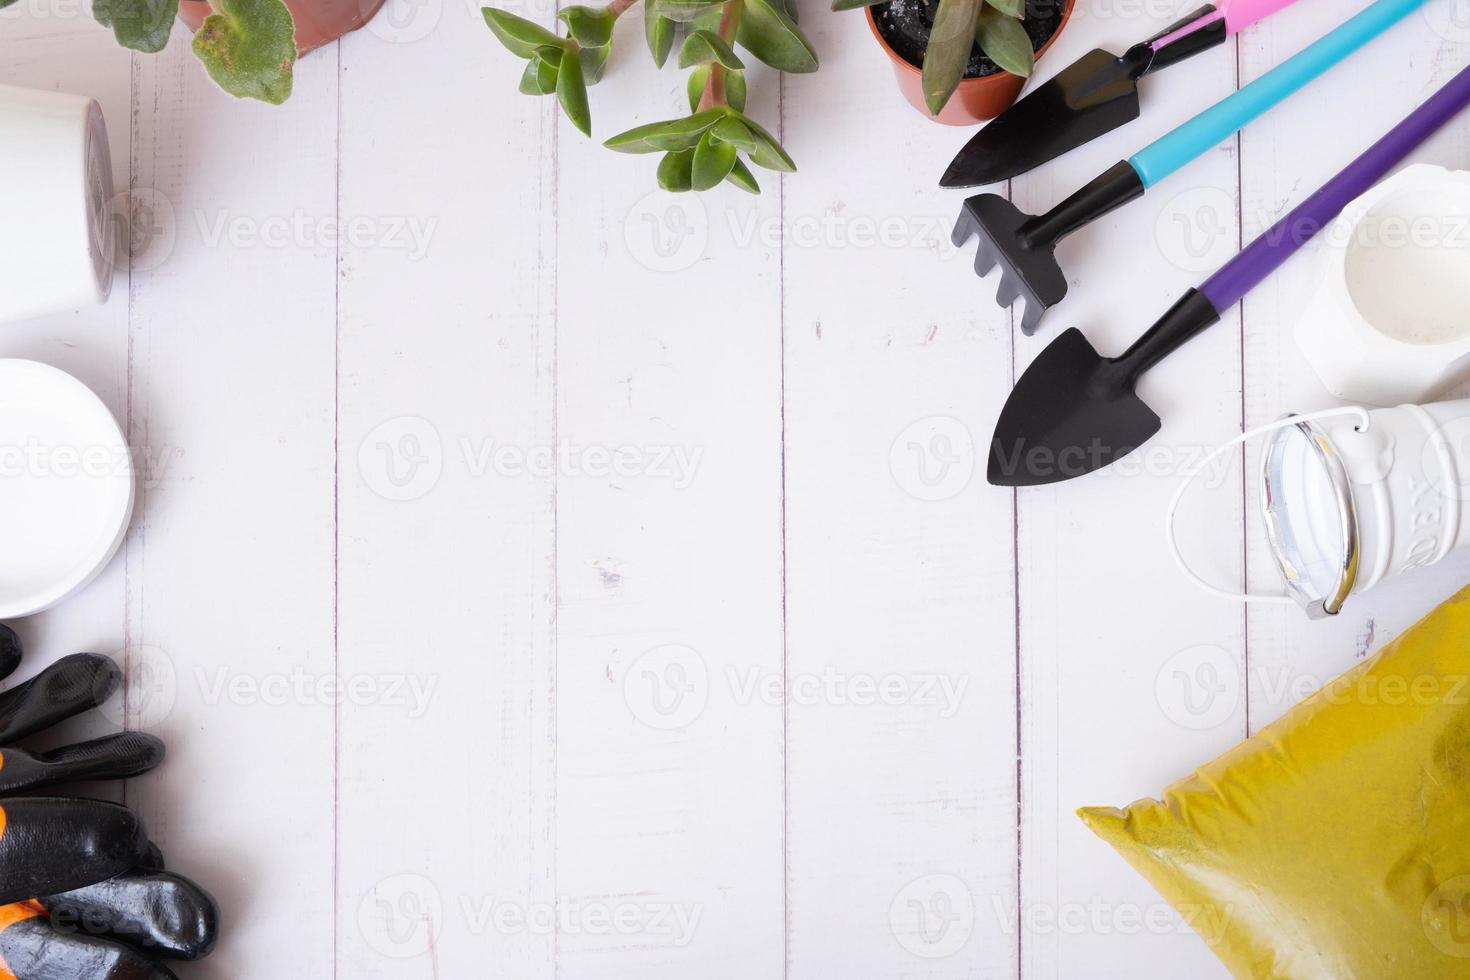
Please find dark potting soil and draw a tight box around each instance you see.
[873,0,1065,78]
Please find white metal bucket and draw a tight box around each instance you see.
[1169,401,1470,617]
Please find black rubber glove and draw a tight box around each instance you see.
[0,624,219,979]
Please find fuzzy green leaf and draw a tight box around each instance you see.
[659,0,723,22]
[725,157,760,193]
[691,130,737,190]
[921,0,981,114]
[976,4,1033,76]
[93,0,179,53]
[985,0,1025,17]
[736,0,817,72]
[558,5,614,46]
[556,46,592,134]
[645,0,677,66]
[709,115,757,152]
[519,52,560,93]
[604,108,726,153]
[483,7,564,57]
[657,149,696,191]
[734,112,795,172]
[679,29,744,69]
[191,0,297,105]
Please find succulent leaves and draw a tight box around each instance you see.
[484,0,805,193]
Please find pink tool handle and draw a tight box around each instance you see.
[1221,0,1303,33]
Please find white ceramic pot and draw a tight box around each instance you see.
[0,361,134,619]
[1296,165,1470,406]
[0,85,115,325]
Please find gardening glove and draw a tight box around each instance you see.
[0,623,219,979]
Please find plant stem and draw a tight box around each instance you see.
[607,0,640,18]
[697,0,743,110]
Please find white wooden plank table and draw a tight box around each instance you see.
[4,0,1469,976]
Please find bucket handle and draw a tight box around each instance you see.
[1165,407,1373,605]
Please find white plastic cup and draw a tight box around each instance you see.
[1170,400,1470,617]
[0,85,115,325]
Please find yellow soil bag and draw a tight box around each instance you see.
[1081,583,1470,979]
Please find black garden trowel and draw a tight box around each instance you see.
[940,6,1231,188]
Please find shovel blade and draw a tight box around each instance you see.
[940,49,1143,188]
[987,328,1160,487]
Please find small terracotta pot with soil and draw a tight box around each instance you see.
[867,0,1074,126]
[178,0,389,54]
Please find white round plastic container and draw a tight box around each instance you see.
[1296,165,1470,406]
[0,85,115,325]
[0,360,134,619]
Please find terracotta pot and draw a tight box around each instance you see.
[178,0,389,55]
[867,0,1075,126]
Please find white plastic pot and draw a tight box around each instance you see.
[0,361,134,619]
[0,85,115,325]
[1296,164,1470,406]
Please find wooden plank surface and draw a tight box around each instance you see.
[5,3,1470,979]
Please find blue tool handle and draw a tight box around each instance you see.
[1127,0,1427,187]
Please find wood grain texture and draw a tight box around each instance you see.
[5,3,1469,979]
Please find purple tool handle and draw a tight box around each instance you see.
[1201,63,1470,311]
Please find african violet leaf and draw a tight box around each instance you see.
[93,0,178,54]
[483,7,565,57]
[985,0,1025,17]
[657,149,695,191]
[604,108,725,153]
[556,46,592,135]
[921,0,982,114]
[645,0,676,67]
[678,29,744,70]
[736,0,817,73]
[558,5,614,46]
[659,0,723,23]
[192,0,297,105]
[691,130,737,190]
[726,157,760,193]
[976,4,1033,76]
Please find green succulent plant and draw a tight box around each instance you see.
[4,0,299,104]
[836,0,1034,116]
[484,0,814,193]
